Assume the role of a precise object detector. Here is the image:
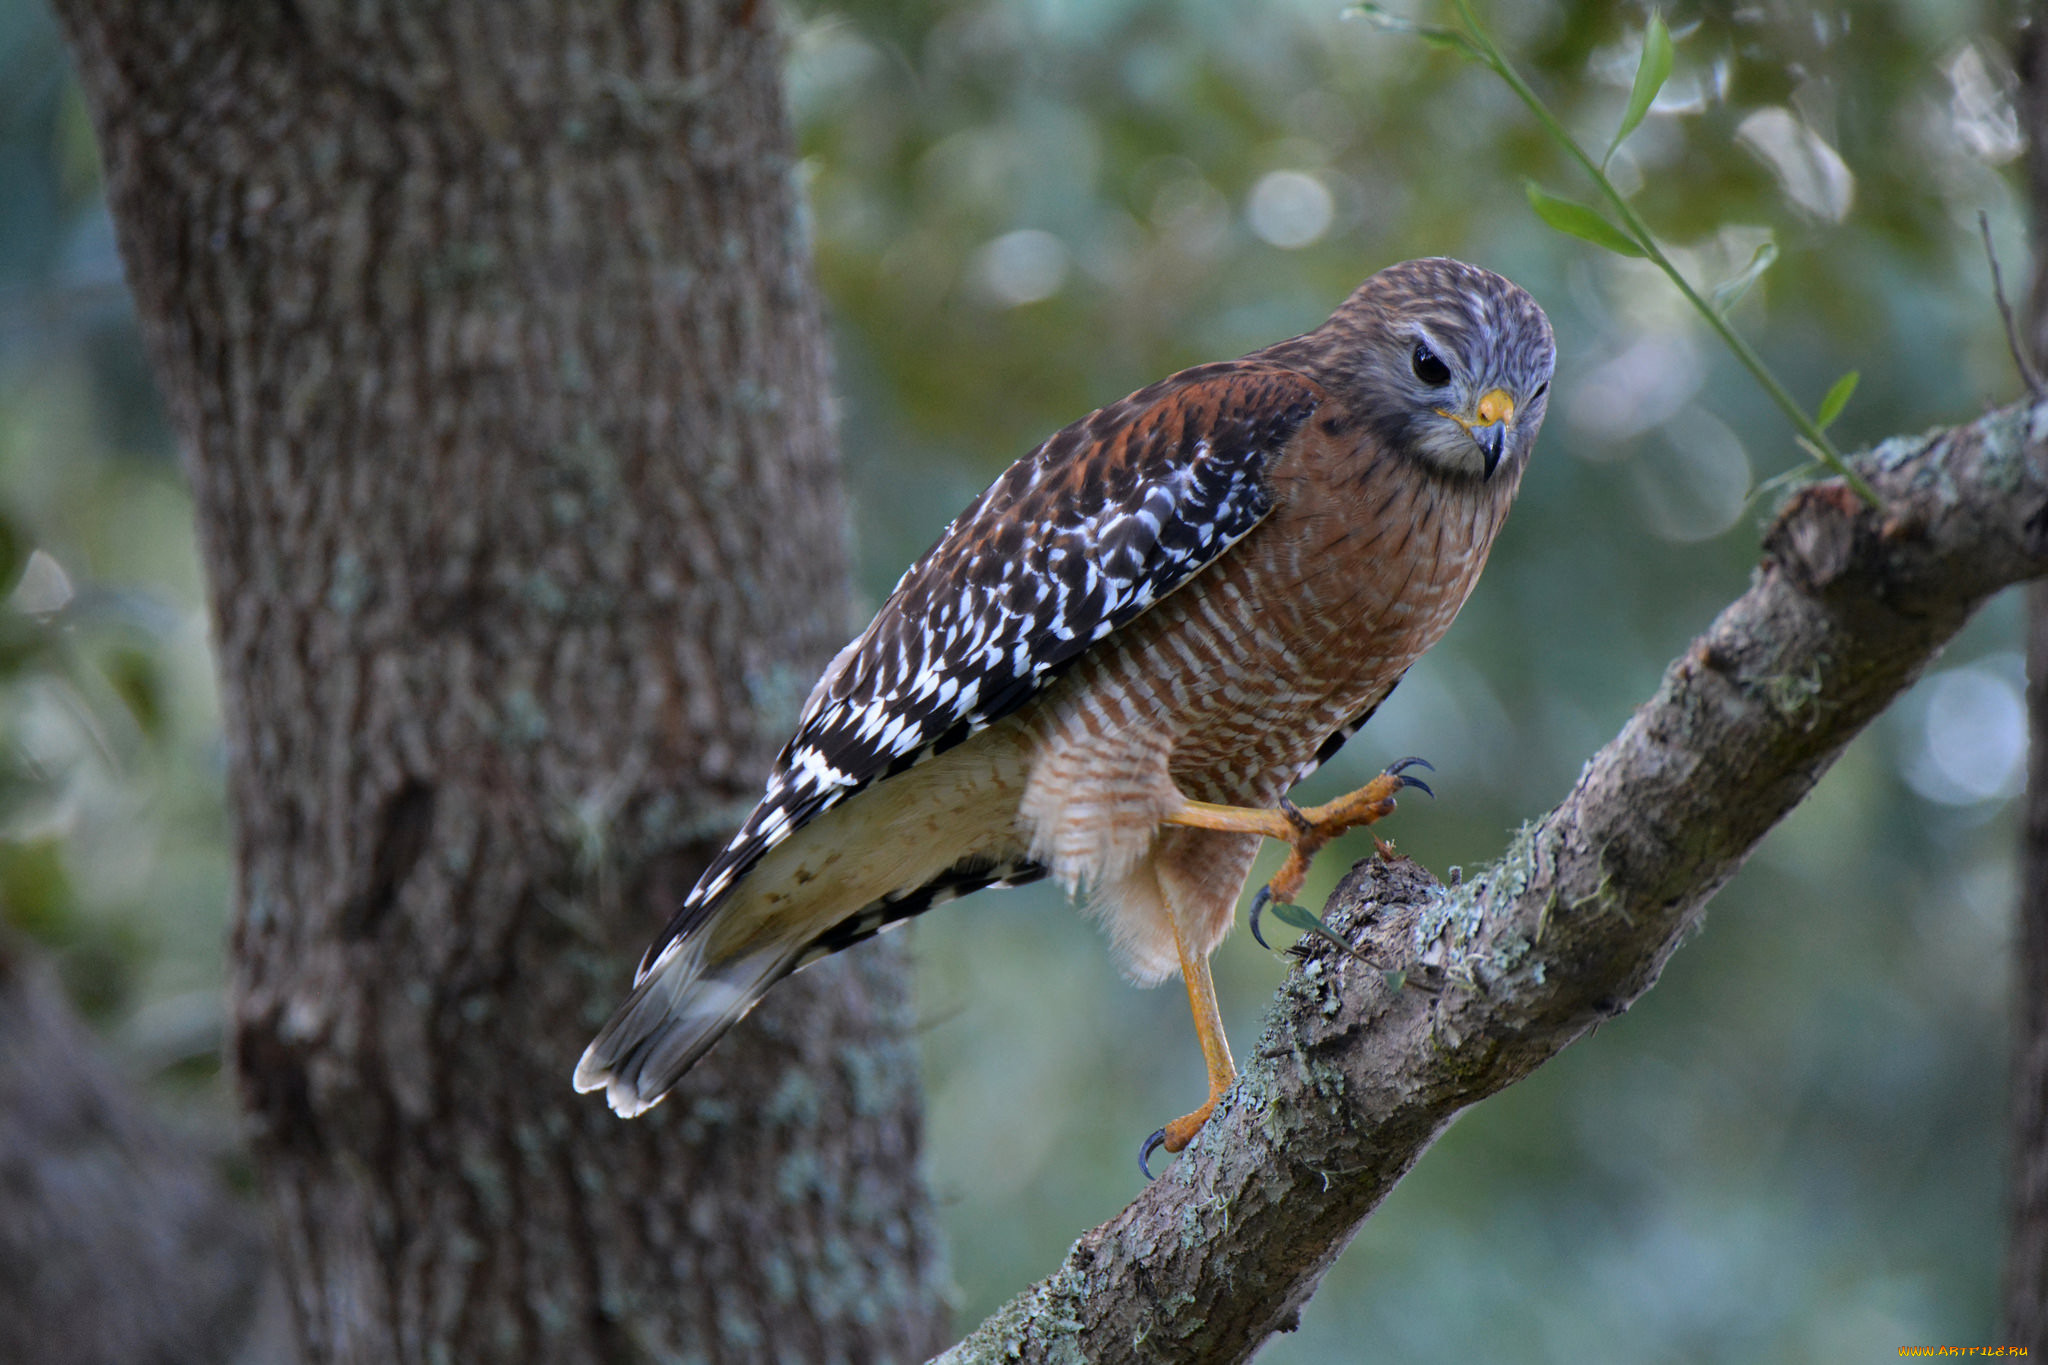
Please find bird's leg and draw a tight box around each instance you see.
[1139,916,1238,1180]
[1140,758,1432,1175]
[1163,757,1434,910]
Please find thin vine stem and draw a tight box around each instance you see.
[1446,0,1881,506]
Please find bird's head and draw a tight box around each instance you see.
[1288,257,1556,484]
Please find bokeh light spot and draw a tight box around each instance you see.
[1631,408,1751,542]
[1943,43,2022,164]
[1247,170,1334,250]
[1902,663,2026,806]
[973,229,1070,306]
[1735,108,1854,223]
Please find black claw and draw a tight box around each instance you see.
[1249,885,1274,950]
[1387,756,1434,799]
[1139,1128,1169,1181]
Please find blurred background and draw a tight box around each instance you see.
[0,0,2029,1358]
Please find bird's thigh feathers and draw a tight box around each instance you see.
[1086,825,1262,983]
[1018,706,1182,892]
[1017,669,1266,982]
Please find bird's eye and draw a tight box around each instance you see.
[1532,381,1549,400]
[1411,343,1451,387]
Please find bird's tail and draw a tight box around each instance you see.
[572,936,793,1117]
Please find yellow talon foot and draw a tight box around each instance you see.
[1162,1096,1218,1154]
[1241,757,1434,910]
[1140,1094,1222,1180]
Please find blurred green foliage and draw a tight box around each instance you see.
[0,0,2029,1357]
[0,0,228,1072]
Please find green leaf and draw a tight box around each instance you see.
[1816,370,1860,429]
[1748,459,1829,505]
[0,838,76,942]
[1709,240,1779,314]
[1348,4,1483,62]
[1264,899,1361,956]
[100,645,165,740]
[1523,181,1645,257]
[1605,12,1673,165]
[0,512,25,600]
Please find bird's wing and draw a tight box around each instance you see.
[639,361,1324,973]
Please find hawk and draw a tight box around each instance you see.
[577,257,1555,1171]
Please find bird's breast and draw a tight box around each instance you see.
[1028,448,1515,813]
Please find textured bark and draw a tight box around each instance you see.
[2012,9,2048,1345]
[943,404,2048,1362]
[0,937,287,1365]
[52,3,948,1362]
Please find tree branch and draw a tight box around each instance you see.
[939,399,2048,1363]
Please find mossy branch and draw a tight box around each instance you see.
[937,403,2048,1363]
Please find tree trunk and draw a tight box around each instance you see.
[51,3,950,1361]
[2016,578,2048,1349]
[2011,9,2048,1348]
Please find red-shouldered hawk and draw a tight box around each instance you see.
[576,257,1555,1171]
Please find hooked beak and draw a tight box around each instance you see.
[1439,387,1516,478]
[1474,422,1507,478]
[1471,387,1514,479]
